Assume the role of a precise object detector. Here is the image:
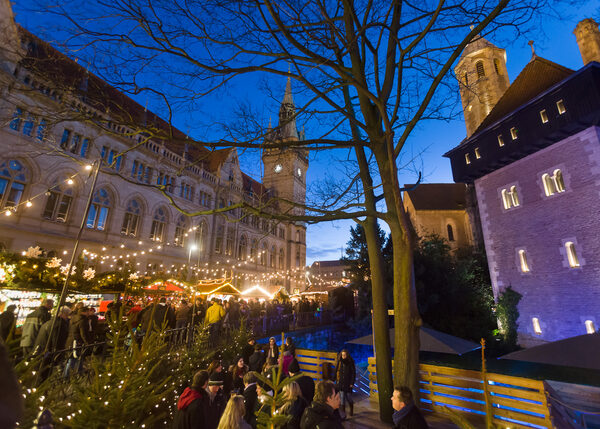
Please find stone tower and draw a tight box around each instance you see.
[574,18,600,65]
[455,36,510,137]
[262,78,308,291]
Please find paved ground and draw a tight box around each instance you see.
[343,397,458,429]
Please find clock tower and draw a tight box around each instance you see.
[262,78,308,291]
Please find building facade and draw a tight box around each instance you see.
[308,260,351,292]
[403,183,480,250]
[446,20,600,346]
[0,2,307,292]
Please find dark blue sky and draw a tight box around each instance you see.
[13,2,599,264]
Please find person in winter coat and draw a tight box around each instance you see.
[284,337,296,357]
[243,338,256,365]
[141,297,176,332]
[64,307,95,377]
[205,300,225,325]
[32,306,71,356]
[277,381,308,429]
[391,386,429,429]
[230,357,249,394]
[266,337,279,362]
[288,359,315,404]
[248,344,265,373]
[300,380,344,429]
[218,395,252,429]
[174,370,210,429]
[206,372,227,429]
[20,299,53,355]
[242,372,258,429]
[0,304,16,341]
[335,349,356,418]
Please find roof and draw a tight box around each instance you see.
[15,27,239,174]
[241,172,267,196]
[404,183,467,210]
[459,35,501,61]
[472,56,574,136]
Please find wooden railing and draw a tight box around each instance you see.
[294,348,338,382]
[368,357,557,428]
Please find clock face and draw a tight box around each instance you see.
[296,168,302,177]
[274,164,282,173]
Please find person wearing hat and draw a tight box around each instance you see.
[288,358,315,404]
[174,370,209,429]
[206,371,226,429]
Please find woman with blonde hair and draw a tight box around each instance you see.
[277,381,307,429]
[217,395,251,429]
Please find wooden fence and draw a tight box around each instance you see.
[368,358,559,428]
[295,348,338,381]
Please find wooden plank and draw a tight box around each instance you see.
[487,373,545,391]
[491,395,549,414]
[422,383,485,401]
[420,364,482,380]
[491,407,552,427]
[421,375,483,391]
[487,384,548,402]
[421,392,487,413]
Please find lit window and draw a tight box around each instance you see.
[518,249,530,273]
[565,242,580,268]
[9,107,22,131]
[540,110,548,124]
[585,320,596,334]
[86,188,110,230]
[476,61,485,78]
[465,153,471,165]
[501,186,520,210]
[542,169,565,197]
[556,99,566,115]
[0,160,27,209]
[474,148,481,159]
[497,135,505,147]
[532,318,542,335]
[510,127,518,140]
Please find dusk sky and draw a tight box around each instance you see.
[14,1,599,265]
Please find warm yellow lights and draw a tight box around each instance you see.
[25,201,33,207]
[85,164,93,171]
[67,178,74,185]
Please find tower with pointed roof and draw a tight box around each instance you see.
[455,35,510,137]
[574,18,600,65]
[262,78,309,291]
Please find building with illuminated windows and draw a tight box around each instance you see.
[445,19,600,345]
[0,1,307,292]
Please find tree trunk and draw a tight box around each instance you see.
[363,216,394,422]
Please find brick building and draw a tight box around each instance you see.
[0,1,307,292]
[445,19,600,345]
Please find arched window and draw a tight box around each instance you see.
[532,318,542,335]
[585,320,596,334]
[518,249,530,273]
[174,215,188,247]
[214,224,224,253]
[476,61,485,78]
[553,169,565,193]
[121,199,141,237]
[447,224,455,242]
[565,242,580,268]
[0,160,27,209]
[501,189,511,210]
[250,239,258,259]
[510,186,520,207]
[225,229,234,256]
[43,182,73,222]
[260,243,267,266]
[279,248,285,269]
[150,207,168,242]
[494,58,501,75]
[86,188,110,230]
[238,235,247,260]
[270,245,276,268]
[542,173,556,197]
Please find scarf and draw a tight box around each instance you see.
[392,401,415,426]
[178,387,202,410]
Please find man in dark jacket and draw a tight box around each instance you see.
[288,359,315,404]
[32,306,71,356]
[248,344,265,372]
[243,338,256,365]
[174,370,209,429]
[0,304,16,341]
[205,371,226,429]
[20,299,53,355]
[64,307,94,377]
[243,371,259,428]
[300,380,344,429]
[391,386,429,429]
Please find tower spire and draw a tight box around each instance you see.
[278,77,298,140]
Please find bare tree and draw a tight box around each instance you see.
[8,0,558,420]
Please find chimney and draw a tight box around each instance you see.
[574,18,600,65]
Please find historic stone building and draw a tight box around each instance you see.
[0,1,307,292]
[403,183,481,250]
[446,19,600,345]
